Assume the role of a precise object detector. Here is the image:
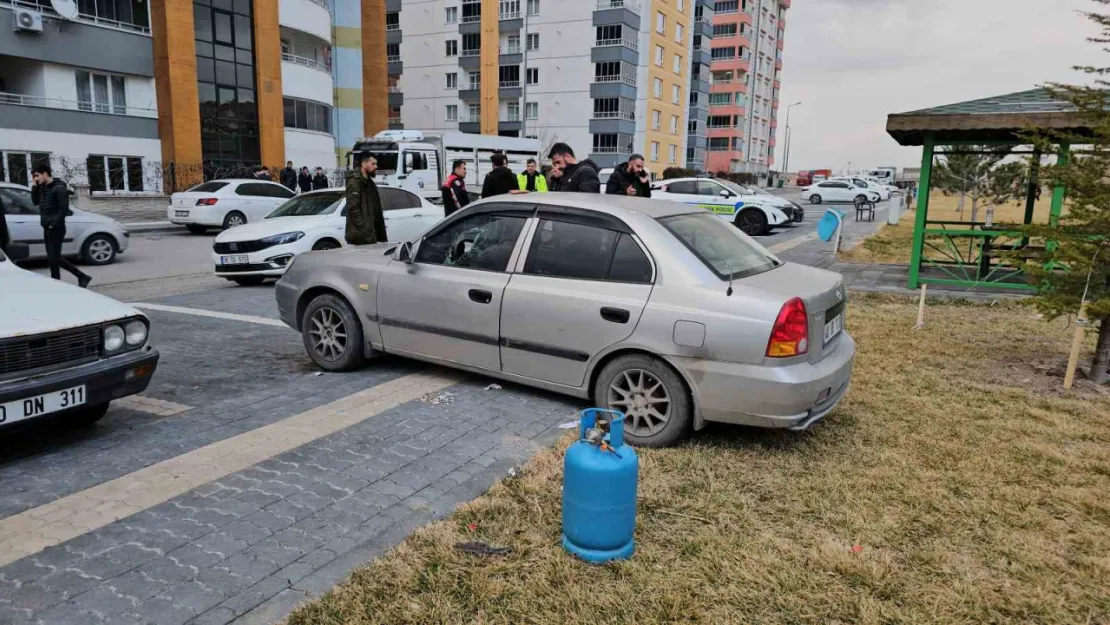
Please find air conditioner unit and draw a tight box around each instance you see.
[13,8,44,33]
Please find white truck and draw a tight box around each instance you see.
[348,131,540,199]
[867,167,898,185]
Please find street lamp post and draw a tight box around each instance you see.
[782,101,802,176]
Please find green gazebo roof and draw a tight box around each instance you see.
[887,88,1093,146]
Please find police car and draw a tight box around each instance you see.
[650,177,802,236]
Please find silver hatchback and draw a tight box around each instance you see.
[275,194,855,447]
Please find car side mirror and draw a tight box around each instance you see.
[393,241,414,264]
[719,190,732,198]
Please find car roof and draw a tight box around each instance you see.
[0,182,29,190]
[655,177,724,184]
[472,192,698,220]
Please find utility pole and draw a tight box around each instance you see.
[520,0,528,137]
[782,101,801,175]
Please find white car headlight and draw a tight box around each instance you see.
[261,232,305,246]
[125,319,148,346]
[104,325,125,352]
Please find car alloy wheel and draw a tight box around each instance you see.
[83,235,115,265]
[223,211,247,229]
[308,307,348,363]
[809,194,823,205]
[736,210,768,237]
[607,369,672,438]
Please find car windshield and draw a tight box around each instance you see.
[720,181,753,196]
[659,212,779,280]
[187,181,229,193]
[370,151,399,172]
[266,192,344,218]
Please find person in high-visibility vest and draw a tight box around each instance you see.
[517,158,548,193]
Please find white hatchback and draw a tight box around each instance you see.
[168,179,296,233]
[1,182,130,265]
[212,186,444,285]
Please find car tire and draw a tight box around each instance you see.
[301,293,365,372]
[231,276,266,286]
[809,194,823,205]
[186,224,207,235]
[81,234,116,265]
[592,354,692,448]
[223,211,247,229]
[312,239,341,251]
[71,403,109,427]
[735,209,769,237]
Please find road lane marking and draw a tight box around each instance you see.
[0,371,462,567]
[129,303,288,328]
[112,395,194,417]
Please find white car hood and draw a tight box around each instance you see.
[215,215,332,242]
[0,261,141,337]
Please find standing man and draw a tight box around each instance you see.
[605,154,652,198]
[280,161,297,192]
[312,167,329,190]
[298,167,312,194]
[547,143,600,193]
[31,164,91,287]
[481,153,518,198]
[517,158,548,193]
[442,160,471,217]
[344,153,387,245]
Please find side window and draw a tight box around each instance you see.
[380,188,405,211]
[269,183,296,198]
[0,189,38,215]
[695,181,723,197]
[396,189,422,209]
[235,183,265,197]
[607,234,653,283]
[667,181,696,194]
[415,212,527,271]
[523,219,618,281]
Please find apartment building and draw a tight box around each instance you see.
[705,0,788,175]
[395,0,697,175]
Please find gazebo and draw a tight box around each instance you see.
[886,88,1093,290]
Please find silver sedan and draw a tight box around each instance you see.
[275,194,855,447]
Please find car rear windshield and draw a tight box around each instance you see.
[659,212,779,280]
[266,192,344,218]
[187,181,229,193]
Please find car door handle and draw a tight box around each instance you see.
[600,307,630,324]
[469,289,493,304]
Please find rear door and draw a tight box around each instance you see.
[693,180,739,218]
[379,187,423,243]
[657,180,698,204]
[0,187,46,258]
[500,208,654,387]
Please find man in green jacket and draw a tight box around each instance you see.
[345,153,388,245]
[517,158,548,193]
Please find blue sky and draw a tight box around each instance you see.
[775,0,1104,173]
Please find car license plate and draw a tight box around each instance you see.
[175,210,189,217]
[220,255,249,265]
[823,314,843,344]
[0,385,86,425]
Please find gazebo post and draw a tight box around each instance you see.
[907,133,935,289]
[1023,149,1042,226]
[1049,143,1069,228]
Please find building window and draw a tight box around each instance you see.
[283,97,332,134]
[386,43,400,62]
[670,115,678,134]
[668,144,677,163]
[385,12,399,31]
[75,0,150,30]
[462,0,481,22]
[446,73,458,89]
[86,155,144,193]
[678,0,685,11]
[713,23,737,37]
[506,33,521,54]
[653,78,662,98]
[445,6,457,23]
[526,67,539,85]
[526,0,539,16]
[650,141,659,161]
[468,103,480,121]
[708,115,731,128]
[526,101,538,119]
[527,33,539,50]
[0,151,51,186]
[651,110,660,129]
[446,39,458,56]
[714,0,738,14]
[709,92,731,106]
[446,105,458,121]
[675,23,683,43]
[194,0,259,171]
[711,46,736,60]
[75,71,127,114]
[709,137,730,151]
[654,45,664,66]
[462,33,481,55]
[672,84,680,104]
[506,100,520,121]
[469,71,481,89]
[673,54,682,74]
[499,65,520,87]
[656,12,665,34]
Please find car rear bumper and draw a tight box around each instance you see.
[169,205,225,226]
[274,279,300,330]
[674,333,856,430]
[0,347,159,429]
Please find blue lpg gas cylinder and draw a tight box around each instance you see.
[561,408,639,563]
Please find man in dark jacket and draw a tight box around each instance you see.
[345,154,387,245]
[280,161,297,191]
[605,154,652,198]
[31,164,91,287]
[481,153,518,198]
[441,159,471,217]
[312,167,329,190]
[547,143,600,193]
[298,167,312,194]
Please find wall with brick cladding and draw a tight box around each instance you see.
[71,186,170,223]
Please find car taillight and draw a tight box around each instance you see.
[766,297,809,358]
[196,198,218,206]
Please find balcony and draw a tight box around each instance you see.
[2,0,151,34]
[499,79,520,88]
[593,74,637,87]
[596,0,639,13]
[279,0,332,41]
[0,92,158,138]
[590,74,637,100]
[282,55,333,103]
[595,37,638,52]
[461,49,481,57]
[503,44,522,55]
[500,9,520,19]
[282,53,331,74]
[589,109,635,136]
[386,23,400,32]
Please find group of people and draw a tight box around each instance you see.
[438,143,653,216]
[275,162,331,194]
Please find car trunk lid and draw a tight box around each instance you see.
[738,263,847,364]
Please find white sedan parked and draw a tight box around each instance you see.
[801,181,881,205]
[650,177,799,236]
[168,179,296,234]
[829,176,891,201]
[1,182,130,265]
[212,186,444,285]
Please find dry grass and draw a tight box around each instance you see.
[840,193,1063,265]
[287,295,1110,625]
